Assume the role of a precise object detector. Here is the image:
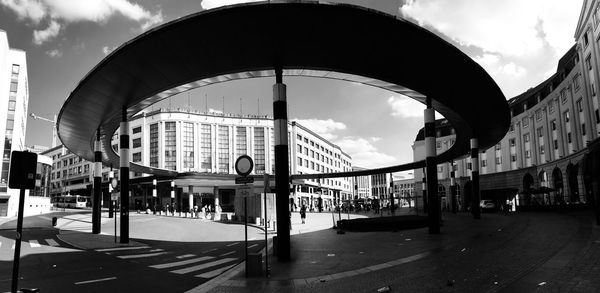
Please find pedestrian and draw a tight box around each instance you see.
[193,205,198,218]
[300,204,307,224]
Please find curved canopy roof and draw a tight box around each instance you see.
[57,1,509,176]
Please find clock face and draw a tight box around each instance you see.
[235,155,254,176]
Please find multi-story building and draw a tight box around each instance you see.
[352,166,372,200]
[412,6,600,211]
[0,30,34,217]
[393,178,415,207]
[371,173,393,206]
[44,108,353,213]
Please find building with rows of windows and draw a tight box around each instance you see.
[411,1,600,211]
[43,108,354,213]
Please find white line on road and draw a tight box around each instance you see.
[45,239,59,247]
[195,264,236,279]
[29,240,41,248]
[96,246,150,252]
[219,251,235,257]
[176,254,196,259]
[148,249,164,252]
[150,256,213,269]
[226,242,239,247]
[170,258,237,274]
[74,277,117,285]
[247,244,258,249]
[202,248,217,254]
[117,252,168,259]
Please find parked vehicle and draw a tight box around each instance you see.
[480,200,496,211]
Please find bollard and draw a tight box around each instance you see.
[52,217,57,227]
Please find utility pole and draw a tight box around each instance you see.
[29,113,58,147]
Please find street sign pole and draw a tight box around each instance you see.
[11,188,26,293]
[244,192,248,278]
[264,173,269,277]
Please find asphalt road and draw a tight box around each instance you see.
[0,211,266,292]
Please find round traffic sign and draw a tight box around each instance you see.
[235,155,254,176]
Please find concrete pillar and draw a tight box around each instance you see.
[188,185,193,213]
[424,98,440,234]
[92,130,102,234]
[120,108,130,243]
[273,67,291,261]
[471,138,481,219]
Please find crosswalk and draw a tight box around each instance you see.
[1,238,63,250]
[95,241,263,280]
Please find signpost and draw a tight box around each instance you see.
[8,151,37,293]
[235,155,253,278]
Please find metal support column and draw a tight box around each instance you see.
[120,107,130,243]
[471,138,481,219]
[424,98,440,234]
[273,67,291,261]
[93,129,102,234]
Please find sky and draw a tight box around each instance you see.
[0,0,584,176]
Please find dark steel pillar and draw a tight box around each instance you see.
[471,138,481,219]
[424,98,440,234]
[120,108,130,243]
[93,129,102,234]
[273,67,291,261]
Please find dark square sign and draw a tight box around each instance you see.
[9,151,37,190]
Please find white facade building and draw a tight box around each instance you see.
[0,30,31,217]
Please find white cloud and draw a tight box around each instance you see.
[201,0,261,10]
[45,49,62,58]
[335,136,397,168]
[33,20,61,45]
[400,0,581,58]
[370,137,382,142]
[473,53,527,78]
[1,0,163,44]
[102,45,117,55]
[0,0,46,23]
[293,118,346,141]
[387,95,425,118]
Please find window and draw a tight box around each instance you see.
[297,134,302,141]
[574,75,581,91]
[9,81,17,92]
[132,126,142,134]
[133,152,142,162]
[564,111,570,123]
[235,126,247,156]
[554,140,558,150]
[436,141,441,149]
[540,145,545,154]
[523,117,529,127]
[437,166,443,173]
[524,133,530,142]
[561,89,567,103]
[11,64,19,74]
[297,144,302,153]
[509,123,514,132]
[509,138,516,147]
[481,159,487,167]
[217,125,229,173]
[582,123,587,136]
[298,157,302,166]
[183,122,194,168]
[535,110,542,121]
[584,31,590,47]
[548,100,555,113]
[495,157,501,165]
[164,122,177,170]
[551,120,557,131]
[254,127,265,173]
[132,138,141,148]
[537,127,543,138]
[567,132,572,143]
[511,155,517,162]
[596,109,600,124]
[495,143,501,150]
[577,99,583,112]
[525,150,531,158]
[149,123,158,167]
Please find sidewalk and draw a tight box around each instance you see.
[192,211,600,293]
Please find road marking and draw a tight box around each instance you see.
[219,251,235,257]
[29,240,41,248]
[176,254,196,259]
[195,264,236,279]
[45,239,60,247]
[150,256,214,269]
[202,248,217,254]
[247,244,258,249]
[249,238,256,241]
[226,242,239,247]
[96,246,150,252]
[117,252,168,259]
[148,249,164,252]
[74,277,117,285]
[170,258,237,274]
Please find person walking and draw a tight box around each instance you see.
[300,204,307,224]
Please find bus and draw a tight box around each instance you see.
[52,195,91,209]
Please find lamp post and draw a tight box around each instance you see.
[152,179,157,214]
